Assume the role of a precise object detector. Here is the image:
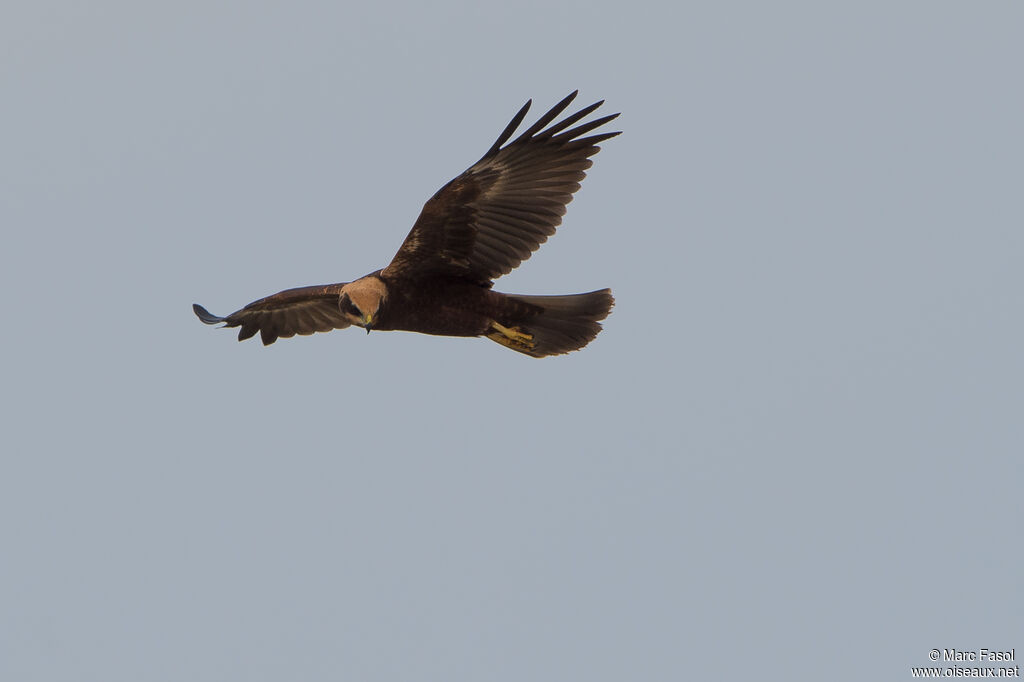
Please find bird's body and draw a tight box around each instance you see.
[364,274,512,337]
[194,91,619,357]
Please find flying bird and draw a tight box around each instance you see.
[193,91,618,357]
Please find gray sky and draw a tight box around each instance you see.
[3,2,1021,680]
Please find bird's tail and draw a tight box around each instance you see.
[492,289,614,357]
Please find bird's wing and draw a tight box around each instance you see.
[193,283,351,345]
[382,91,619,284]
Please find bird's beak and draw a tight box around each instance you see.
[363,313,374,333]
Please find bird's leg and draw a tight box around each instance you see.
[487,321,535,351]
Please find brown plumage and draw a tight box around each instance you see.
[193,91,618,357]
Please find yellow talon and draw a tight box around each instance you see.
[487,322,535,350]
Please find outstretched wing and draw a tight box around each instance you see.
[193,283,351,345]
[382,91,619,284]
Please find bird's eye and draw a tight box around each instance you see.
[340,298,359,316]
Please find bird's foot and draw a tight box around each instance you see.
[487,322,535,351]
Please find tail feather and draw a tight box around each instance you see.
[502,289,614,357]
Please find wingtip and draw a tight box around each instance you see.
[557,91,581,109]
[193,303,225,325]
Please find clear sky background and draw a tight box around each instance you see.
[2,2,1021,680]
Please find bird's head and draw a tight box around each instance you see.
[339,277,387,332]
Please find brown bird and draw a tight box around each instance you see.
[193,91,618,357]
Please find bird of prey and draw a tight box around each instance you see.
[193,91,618,357]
